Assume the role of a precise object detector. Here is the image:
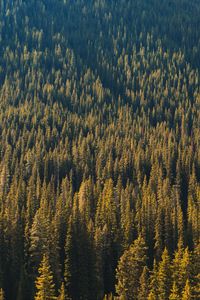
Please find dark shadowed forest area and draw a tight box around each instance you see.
[0,0,199,299]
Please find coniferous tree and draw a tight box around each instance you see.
[0,0,199,298]
[157,248,172,300]
[0,289,4,300]
[29,206,51,274]
[138,266,150,300]
[181,279,192,300]
[64,218,73,299]
[178,248,192,292]
[57,282,70,300]
[34,255,56,300]
[116,235,147,299]
[169,282,180,300]
[192,243,200,300]
[148,260,158,298]
[172,239,184,294]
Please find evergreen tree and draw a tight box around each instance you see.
[29,206,51,273]
[116,235,147,299]
[138,266,149,300]
[169,282,180,300]
[187,168,199,248]
[157,248,172,300]
[64,218,73,299]
[179,248,192,291]
[181,279,192,300]
[192,243,200,300]
[95,179,119,294]
[0,0,199,298]
[57,282,70,300]
[35,255,56,300]
[172,239,184,293]
[148,260,158,299]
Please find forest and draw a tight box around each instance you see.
[0,0,199,299]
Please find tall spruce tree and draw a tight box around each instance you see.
[34,255,56,300]
[148,260,158,299]
[157,248,172,300]
[169,282,180,300]
[116,235,147,299]
[181,279,192,300]
[57,282,70,300]
[138,266,150,300]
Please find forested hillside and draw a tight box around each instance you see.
[0,0,199,299]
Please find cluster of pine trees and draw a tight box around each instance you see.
[0,0,199,299]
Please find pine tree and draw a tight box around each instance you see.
[78,178,94,222]
[95,179,118,240]
[138,266,149,300]
[64,218,73,299]
[154,208,164,260]
[172,239,184,293]
[57,282,70,300]
[179,247,192,291]
[187,168,199,248]
[192,242,200,300]
[29,206,51,273]
[181,279,192,300]
[116,235,147,299]
[157,248,172,300]
[35,255,56,300]
[148,260,158,299]
[120,186,134,250]
[95,179,119,293]
[169,282,180,300]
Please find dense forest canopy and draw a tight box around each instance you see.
[0,0,199,299]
